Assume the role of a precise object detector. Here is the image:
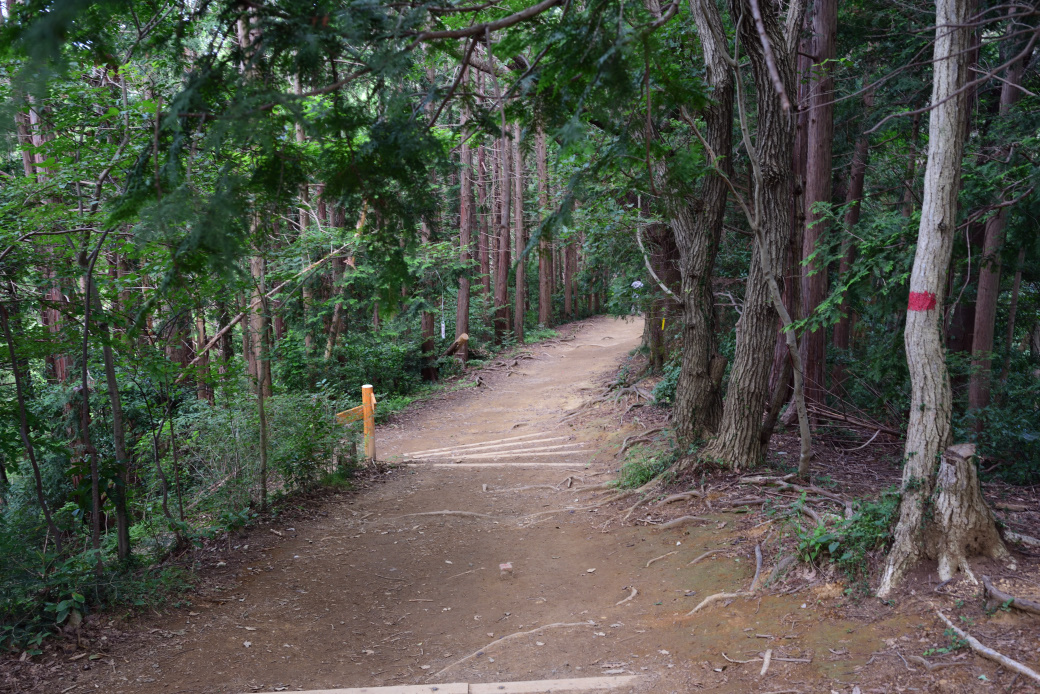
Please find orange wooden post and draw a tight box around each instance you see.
[362,384,376,461]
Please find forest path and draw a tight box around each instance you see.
[68,315,903,694]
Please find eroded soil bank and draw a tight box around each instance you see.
[6,315,1039,694]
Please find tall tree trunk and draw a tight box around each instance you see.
[477,143,491,307]
[256,295,270,513]
[878,0,1006,597]
[513,124,526,342]
[673,0,733,447]
[0,304,62,550]
[702,0,798,469]
[968,34,1028,417]
[495,135,512,340]
[248,253,271,397]
[99,318,131,561]
[419,216,438,380]
[901,113,922,218]
[564,242,575,319]
[832,82,875,387]
[196,308,214,403]
[295,76,314,355]
[999,246,1026,382]
[770,11,811,426]
[536,129,553,327]
[800,0,836,410]
[456,80,473,359]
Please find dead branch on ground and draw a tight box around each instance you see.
[982,575,1040,615]
[936,610,1040,684]
[616,586,638,606]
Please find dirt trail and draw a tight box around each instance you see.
[35,316,965,694]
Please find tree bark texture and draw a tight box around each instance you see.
[536,129,553,326]
[477,143,491,304]
[495,135,512,341]
[456,80,473,360]
[701,0,796,469]
[672,0,734,448]
[513,123,526,343]
[878,0,1006,596]
[800,0,836,410]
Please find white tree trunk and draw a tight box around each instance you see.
[877,0,1006,596]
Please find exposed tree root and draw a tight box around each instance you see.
[749,543,764,592]
[655,490,703,507]
[655,515,712,531]
[618,427,668,457]
[559,475,584,488]
[687,544,764,615]
[645,551,677,568]
[490,484,560,493]
[936,610,1040,684]
[740,475,854,517]
[766,555,797,586]
[615,586,638,606]
[395,510,494,520]
[908,655,969,672]
[687,592,747,615]
[982,575,1040,615]
[519,493,629,525]
[620,476,666,521]
[688,549,724,566]
[1005,530,1040,548]
[577,482,616,493]
[428,621,592,680]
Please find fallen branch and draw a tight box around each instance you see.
[935,610,1040,684]
[429,621,592,680]
[688,549,724,566]
[840,428,881,452]
[982,575,1040,615]
[616,586,638,606]
[646,551,678,568]
[656,515,712,531]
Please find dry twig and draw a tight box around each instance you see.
[616,586,638,606]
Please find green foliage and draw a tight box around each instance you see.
[616,447,674,489]
[787,489,900,589]
[652,359,682,405]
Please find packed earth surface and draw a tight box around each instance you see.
[7,316,1040,694]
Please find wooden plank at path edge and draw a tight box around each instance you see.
[246,674,639,694]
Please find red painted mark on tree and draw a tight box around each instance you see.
[908,291,937,311]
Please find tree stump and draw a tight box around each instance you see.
[928,443,1008,583]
